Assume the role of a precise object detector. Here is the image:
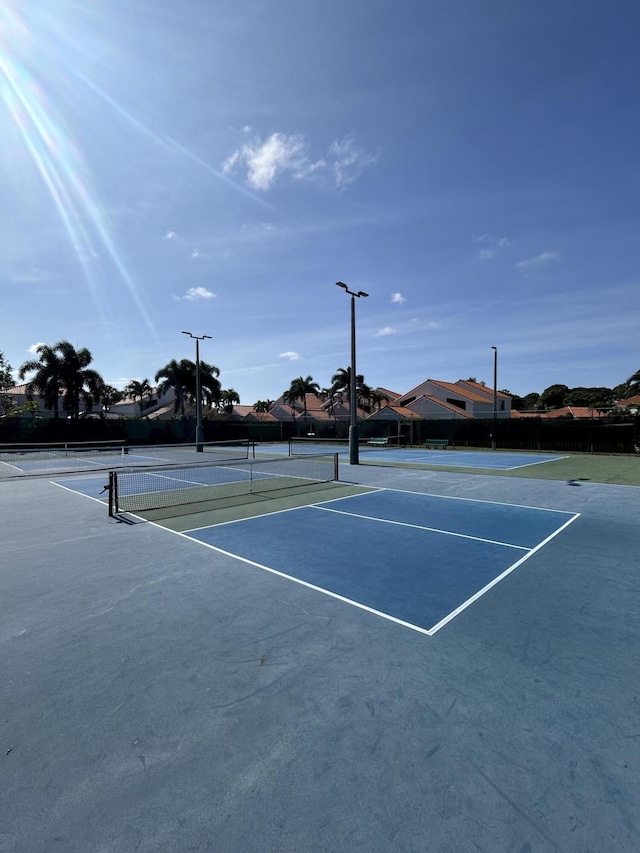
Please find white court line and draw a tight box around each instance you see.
[427,512,581,634]
[371,486,577,514]
[159,531,434,637]
[312,505,530,551]
[51,480,110,507]
[51,478,583,637]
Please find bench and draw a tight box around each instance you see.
[424,439,449,449]
[367,437,389,446]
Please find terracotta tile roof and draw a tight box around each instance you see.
[371,405,423,419]
[426,379,494,403]
[457,379,511,399]
[421,395,474,418]
[376,387,401,401]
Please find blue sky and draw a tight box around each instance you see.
[2,0,639,403]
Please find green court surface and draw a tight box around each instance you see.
[366,449,640,486]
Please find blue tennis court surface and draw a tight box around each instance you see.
[183,489,579,635]
[266,442,564,470]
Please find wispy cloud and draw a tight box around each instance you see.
[28,342,46,355]
[165,231,177,240]
[279,351,300,360]
[173,286,215,301]
[473,234,510,261]
[328,135,378,189]
[223,131,375,191]
[375,326,399,337]
[223,133,307,191]
[391,292,406,304]
[516,251,562,273]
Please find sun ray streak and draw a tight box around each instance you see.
[0,45,158,339]
[73,70,275,211]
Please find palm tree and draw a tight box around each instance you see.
[253,399,274,413]
[184,360,222,412]
[124,378,152,415]
[319,387,338,418]
[99,384,124,415]
[358,382,374,414]
[19,341,104,419]
[155,359,191,416]
[155,359,222,417]
[218,388,240,415]
[284,375,320,423]
[54,341,104,418]
[19,344,64,418]
[370,390,390,412]
[331,367,367,417]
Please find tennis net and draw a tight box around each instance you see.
[108,453,339,515]
[289,436,405,455]
[0,438,251,478]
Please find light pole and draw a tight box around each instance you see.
[336,282,369,464]
[182,331,212,451]
[491,346,498,450]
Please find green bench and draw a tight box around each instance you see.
[367,437,389,446]
[424,439,449,449]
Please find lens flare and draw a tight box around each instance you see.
[0,2,158,338]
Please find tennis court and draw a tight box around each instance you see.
[2,448,639,851]
[275,437,566,470]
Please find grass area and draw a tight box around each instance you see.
[367,451,640,487]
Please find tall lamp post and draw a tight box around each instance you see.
[336,282,369,465]
[182,331,212,451]
[491,345,498,451]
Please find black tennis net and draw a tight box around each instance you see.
[0,438,251,479]
[108,453,339,515]
[289,435,406,455]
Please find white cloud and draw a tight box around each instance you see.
[223,133,307,191]
[375,326,399,337]
[165,231,177,240]
[173,287,215,301]
[28,342,46,354]
[191,249,199,259]
[391,292,406,304]
[223,131,376,191]
[279,351,300,361]
[516,251,562,273]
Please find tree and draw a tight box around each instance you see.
[184,360,221,412]
[331,366,365,396]
[370,389,390,412]
[0,350,14,416]
[99,384,123,414]
[155,359,221,417]
[218,388,240,415]
[539,384,570,410]
[627,369,640,394]
[284,375,320,422]
[19,344,64,418]
[564,387,613,408]
[124,378,153,415]
[253,400,274,413]
[19,342,104,419]
[319,387,338,417]
[55,341,104,418]
[155,359,191,416]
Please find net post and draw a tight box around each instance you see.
[108,471,115,516]
[333,452,339,481]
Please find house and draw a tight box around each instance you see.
[393,379,511,419]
